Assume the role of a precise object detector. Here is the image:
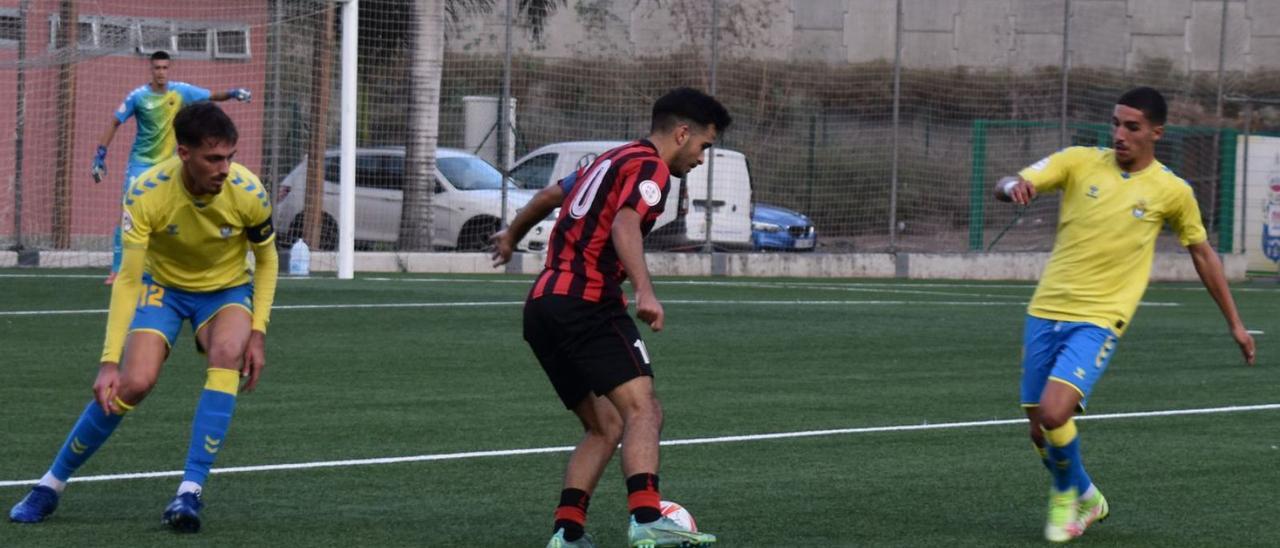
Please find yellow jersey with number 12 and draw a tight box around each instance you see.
[121,156,274,292]
[1018,146,1207,335]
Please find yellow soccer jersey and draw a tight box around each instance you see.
[101,156,279,363]
[121,156,274,290]
[1019,146,1207,334]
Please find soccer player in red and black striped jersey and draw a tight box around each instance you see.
[491,88,730,547]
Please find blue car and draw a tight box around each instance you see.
[751,203,817,251]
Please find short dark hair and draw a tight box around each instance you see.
[1117,86,1167,126]
[651,87,733,134]
[150,50,170,62]
[174,102,238,148]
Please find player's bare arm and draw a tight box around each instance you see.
[490,183,564,267]
[1187,241,1256,366]
[613,207,663,332]
[993,175,1036,205]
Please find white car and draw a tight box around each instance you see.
[509,141,753,251]
[275,147,535,250]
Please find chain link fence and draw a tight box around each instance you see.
[4,0,1280,265]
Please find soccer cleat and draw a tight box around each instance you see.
[161,492,203,533]
[1044,487,1079,543]
[546,528,597,548]
[8,486,60,523]
[628,515,717,547]
[1072,489,1109,536]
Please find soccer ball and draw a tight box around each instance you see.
[659,500,697,532]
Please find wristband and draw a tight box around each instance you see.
[1001,179,1019,197]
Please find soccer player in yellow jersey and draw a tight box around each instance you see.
[9,102,278,534]
[995,87,1256,542]
[94,50,251,285]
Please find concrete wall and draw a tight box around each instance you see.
[451,0,1280,73]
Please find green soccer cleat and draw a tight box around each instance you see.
[1073,488,1109,536]
[546,528,597,548]
[628,515,717,547]
[1044,487,1078,543]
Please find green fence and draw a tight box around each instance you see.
[969,120,1239,251]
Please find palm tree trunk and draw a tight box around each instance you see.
[399,0,444,250]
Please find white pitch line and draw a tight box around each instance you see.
[1,403,1275,488]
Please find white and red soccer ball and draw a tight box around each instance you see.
[659,500,697,532]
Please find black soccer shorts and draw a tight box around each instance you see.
[523,294,654,409]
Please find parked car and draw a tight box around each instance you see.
[275,147,535,250]
[510,141,754,250]
[751,203,817,251]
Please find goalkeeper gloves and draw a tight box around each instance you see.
[91,145,108,183]
[227,88,252,102]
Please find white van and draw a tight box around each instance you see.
[509,141,753,251]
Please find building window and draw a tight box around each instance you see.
[214,28,249,59]
[138,23,173,53]
[0,12,21,45]
[49,15,248,60]
[100,21,131,51]
[176,28,209,56]
[76,20,94,48]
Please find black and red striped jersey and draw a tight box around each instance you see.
[530,140,671,305]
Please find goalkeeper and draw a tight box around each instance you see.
[93,50,251,285]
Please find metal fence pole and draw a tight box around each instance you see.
[268,0,284,197]
[702,0,719,253]
[1059,0,1070,148]
[1241,100,1252,255]
[499,0,513,228]
[888,0,902,252]
[12,0,28,252]
[1210,0,1229,244]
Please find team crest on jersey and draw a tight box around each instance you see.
[122,211,134,233]
[1087,185,1099,198]
[1132,199,1147,219]
[220,226,233,238]
[167,224,179,235]
[638,180,662,207]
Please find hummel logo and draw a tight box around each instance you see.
[1087,185,1099,199]
[204,435,223,454]
[70,437,88,455]
[1074,367,1086,380]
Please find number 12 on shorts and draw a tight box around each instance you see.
[138,284,165,308]
[633,339,651,364]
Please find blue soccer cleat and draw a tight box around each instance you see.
[161,492,203,533]
[9,486,60,523]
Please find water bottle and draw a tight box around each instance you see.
[289,239,310,277]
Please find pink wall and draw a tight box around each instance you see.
[0,0,268,240]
